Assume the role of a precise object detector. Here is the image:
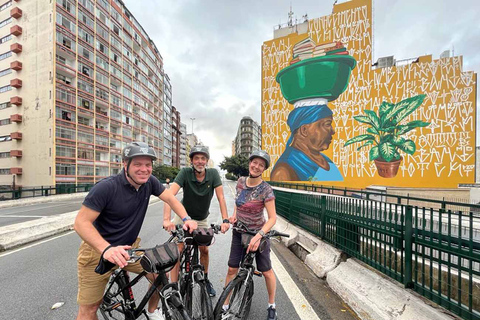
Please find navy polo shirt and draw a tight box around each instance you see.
[83,169,165,246]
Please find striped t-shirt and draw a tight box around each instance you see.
[235,177,275,230]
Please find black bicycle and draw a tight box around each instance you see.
[99,226,191,320]
[213,223,289,320]
[177,224,221,320]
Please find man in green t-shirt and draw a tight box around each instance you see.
[163,145,230,297]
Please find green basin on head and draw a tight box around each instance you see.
[276,55,357,104]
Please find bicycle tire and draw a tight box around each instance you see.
[188,279,213,320]
[213,275,254,320]
[100,273,133,320]
[165,299,190,320]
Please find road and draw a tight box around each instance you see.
[0,180,357,320]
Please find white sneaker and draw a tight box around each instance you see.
[146,308,165,320]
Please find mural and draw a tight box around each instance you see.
[262,0,477,188]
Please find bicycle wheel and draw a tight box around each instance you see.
[188,279,213,320]
[100,273,133,320]
[164,299,190,320]
[213,275,254,320]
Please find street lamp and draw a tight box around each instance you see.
[190,117,195,134]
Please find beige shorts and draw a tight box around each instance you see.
[77,238,144,305]
[172,215,210,228]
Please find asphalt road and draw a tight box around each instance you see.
[0,199,83,227]
[0,180,357,320]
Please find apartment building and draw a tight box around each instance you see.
[179,122,186,168]
[171,105,180,168]
[0,0,169,187]
[233,116,261,157]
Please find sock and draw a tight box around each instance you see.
[268,303,276,309]
[222,304,229,311]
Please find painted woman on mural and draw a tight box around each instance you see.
[270,38,356,182]
[270,100,342,182]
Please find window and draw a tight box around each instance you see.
[0,101,10,110]
[0,51,11,61]
[0,118,10,125]
[78,0,94,12]
[78,10,94,29]
[0,17,11,29]
[0,1,12,12]
[56,163,75,175]
[56,145,76,157]
[0,34,11,44]
[0,168,10,175]
[55,126,75,139]
[0,134,12,142]
[78,116,91,126]
[0,151,10,158]
[0,85,11,93]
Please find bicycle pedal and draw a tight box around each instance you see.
[253,270,263,277]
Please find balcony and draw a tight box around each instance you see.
[10,61,22,70]
[10,114,22,122]
[10,167,22,175]
[10,7,22,19]
[10,78,22,88]
[11,43,22,53]
[11,132,22,140]
[10,25,22,36]
[10,150,22,157]
[10,96,22,105]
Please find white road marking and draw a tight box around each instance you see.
[0,215,44,218]
[271,248,321,320]
[0,231,75,258]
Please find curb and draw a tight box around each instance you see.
[273,215,454,320]
[0,192,89,209]
[0,196,162,252]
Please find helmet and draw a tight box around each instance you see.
[122,141,157,161]
[189,145,209,159]
[249,150,270,169]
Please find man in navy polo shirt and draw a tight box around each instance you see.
[163,145,230,297]
[74,141,196,320]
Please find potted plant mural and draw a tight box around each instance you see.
[344,94,429,178]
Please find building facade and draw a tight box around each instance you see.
[171,105,180,168]
[185,132,197,167]
[234,116,261,157]
[179,122,186,167]
[0,0,174,187]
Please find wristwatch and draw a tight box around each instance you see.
[258,230,266,237]
[182,215,191,222]
[223,219,229,224]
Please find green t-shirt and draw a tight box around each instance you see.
[173,167,222,220]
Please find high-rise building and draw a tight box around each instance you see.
[234,116,261,157]
[185,133,197,167]
[171,105,180,168]
[179,122,187,168]
[162,74,172,166]
[0,0,172,187]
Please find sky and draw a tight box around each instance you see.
[123,0,480,168]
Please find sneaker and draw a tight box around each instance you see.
[146,308,165,320]
[205,279,216,297]
[267,306,277,320]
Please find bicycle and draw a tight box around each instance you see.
[213,223,289,320]
[99,226,191,320]
[177,224,222,320]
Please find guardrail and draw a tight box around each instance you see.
[0,184,94,201]
[272,185,480,320]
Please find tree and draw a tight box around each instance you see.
[152,164,180,181]
[225,172,238,181]
[220,154,249,178]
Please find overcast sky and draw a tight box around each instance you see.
[123,0,480,167]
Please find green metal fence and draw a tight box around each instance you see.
[273,188,480,320]
[0,184,94,201]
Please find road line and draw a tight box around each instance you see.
[0,231,75,258]
[271,250,321,320]
[0,215,44,218]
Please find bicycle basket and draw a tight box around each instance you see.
[140,243,179,273]
[186,228,214,246]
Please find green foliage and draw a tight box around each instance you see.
[225,172,238,181]
[344,94,429,162]
[220,154,249,178]
[152,164,180,181]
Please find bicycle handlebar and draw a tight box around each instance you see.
[233,221,290,239]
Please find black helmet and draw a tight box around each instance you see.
[189,145,209,159]
[123,141,157,161]
[249,150,270,169]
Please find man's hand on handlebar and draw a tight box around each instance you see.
[103,245,132,268]
[183,219,197,232]
[163,219,176,232]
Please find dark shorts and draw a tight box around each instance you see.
[227,230,272,272]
